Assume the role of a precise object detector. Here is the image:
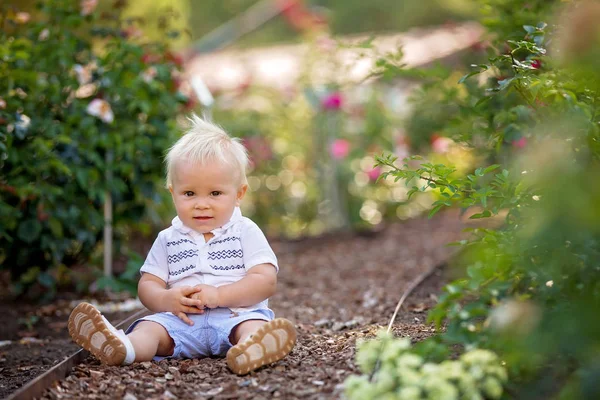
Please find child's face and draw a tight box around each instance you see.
[169,160,247,235]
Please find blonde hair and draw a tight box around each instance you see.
[165,114,248,188]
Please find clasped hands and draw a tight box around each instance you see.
[162,284,219,326]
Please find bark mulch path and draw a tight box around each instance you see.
[3,210,468,400]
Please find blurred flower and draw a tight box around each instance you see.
[321,92,342,110]
[330,139,350,160]
[86,99,114,124]
[512,137,527,148]
[15,12,31,24]
[546,280,554,287]
[141,53,161,64]
[531,59,542,69]
[37,203,49,222]
[80,0,98,16]
[182,95,197,111]
[75,83,97,99]
[73,64,93,85]
[367,167,381,182]
[141,67,157,83]
[487,299,540,335]
[277,0,328,32]
[13,88,27,99]
[431,134,454,153]
[235,76,253,96]
[280,85,297,102]
[166,51,184,67]
[122,25,143,39]
[15,114,31,134]
[316,34,336,53]
[470,40,490,53]
[0,98,5,109]
[243,136,273,167]
[395,133,411,160]
[38,28,50,41]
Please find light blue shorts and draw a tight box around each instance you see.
[125,307,274,360]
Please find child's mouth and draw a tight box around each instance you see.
[194,216,212,220]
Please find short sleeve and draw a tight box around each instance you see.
[140,232,169,283]
[241,220,278,273]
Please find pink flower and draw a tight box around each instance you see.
[330,139,350,160]
[512,137,527,148]
[431,134,453,154]
[15,12,30,24]
[86,99,114,124]
[141,67,157,83]
[80,0,98,16]
[242,136,273,167]
[321,92,342,110]
[367,167,381,182]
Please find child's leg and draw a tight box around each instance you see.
[226,318,296,375]
[127,321,175,362]
[68,302,135,365]
[230,319,268,344]
[69,302,173,366]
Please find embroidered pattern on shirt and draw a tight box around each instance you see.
[207,249,243,260]
[166,238,194,247]
[210,264,244,271]
[169,264,196,276]
[168,249,199,264]
[209,236,241,246]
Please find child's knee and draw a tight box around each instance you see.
[131,320,174,355]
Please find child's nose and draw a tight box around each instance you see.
[194,198,209,209]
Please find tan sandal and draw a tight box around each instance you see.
[68,302,127,366]
[226,318,296,375]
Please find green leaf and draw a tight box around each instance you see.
[48,218,64,238]
[469,210,492,219]
[17,220,42,243]
[484,164,501,174]
[428,204,444,218]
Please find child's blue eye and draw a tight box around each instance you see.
[210,191,222,196]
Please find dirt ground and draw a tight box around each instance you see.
[0,210,467,400]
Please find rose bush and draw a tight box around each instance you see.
[0,0,188,297]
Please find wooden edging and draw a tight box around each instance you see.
[5,307,150,400]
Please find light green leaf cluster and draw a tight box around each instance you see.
[346,333,507,400]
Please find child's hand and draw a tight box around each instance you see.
[190,284,220,309]
[161,286,205,325]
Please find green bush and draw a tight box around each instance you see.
[0,0,187,296]
[347,0,600,398]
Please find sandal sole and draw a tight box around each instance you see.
[67,302,126,366]
[226,318,296,375]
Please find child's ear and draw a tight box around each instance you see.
[236,184,248,205]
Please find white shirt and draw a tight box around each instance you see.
[140,207,278,312]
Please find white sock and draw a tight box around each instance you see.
[101,316,136,365]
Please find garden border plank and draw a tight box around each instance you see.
[5,307,150,400]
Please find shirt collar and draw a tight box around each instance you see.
[172,207,243,236]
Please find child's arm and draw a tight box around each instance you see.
[192,264,277,308]
[138,273,205,325]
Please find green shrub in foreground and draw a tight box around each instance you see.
[345,332,507,400]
